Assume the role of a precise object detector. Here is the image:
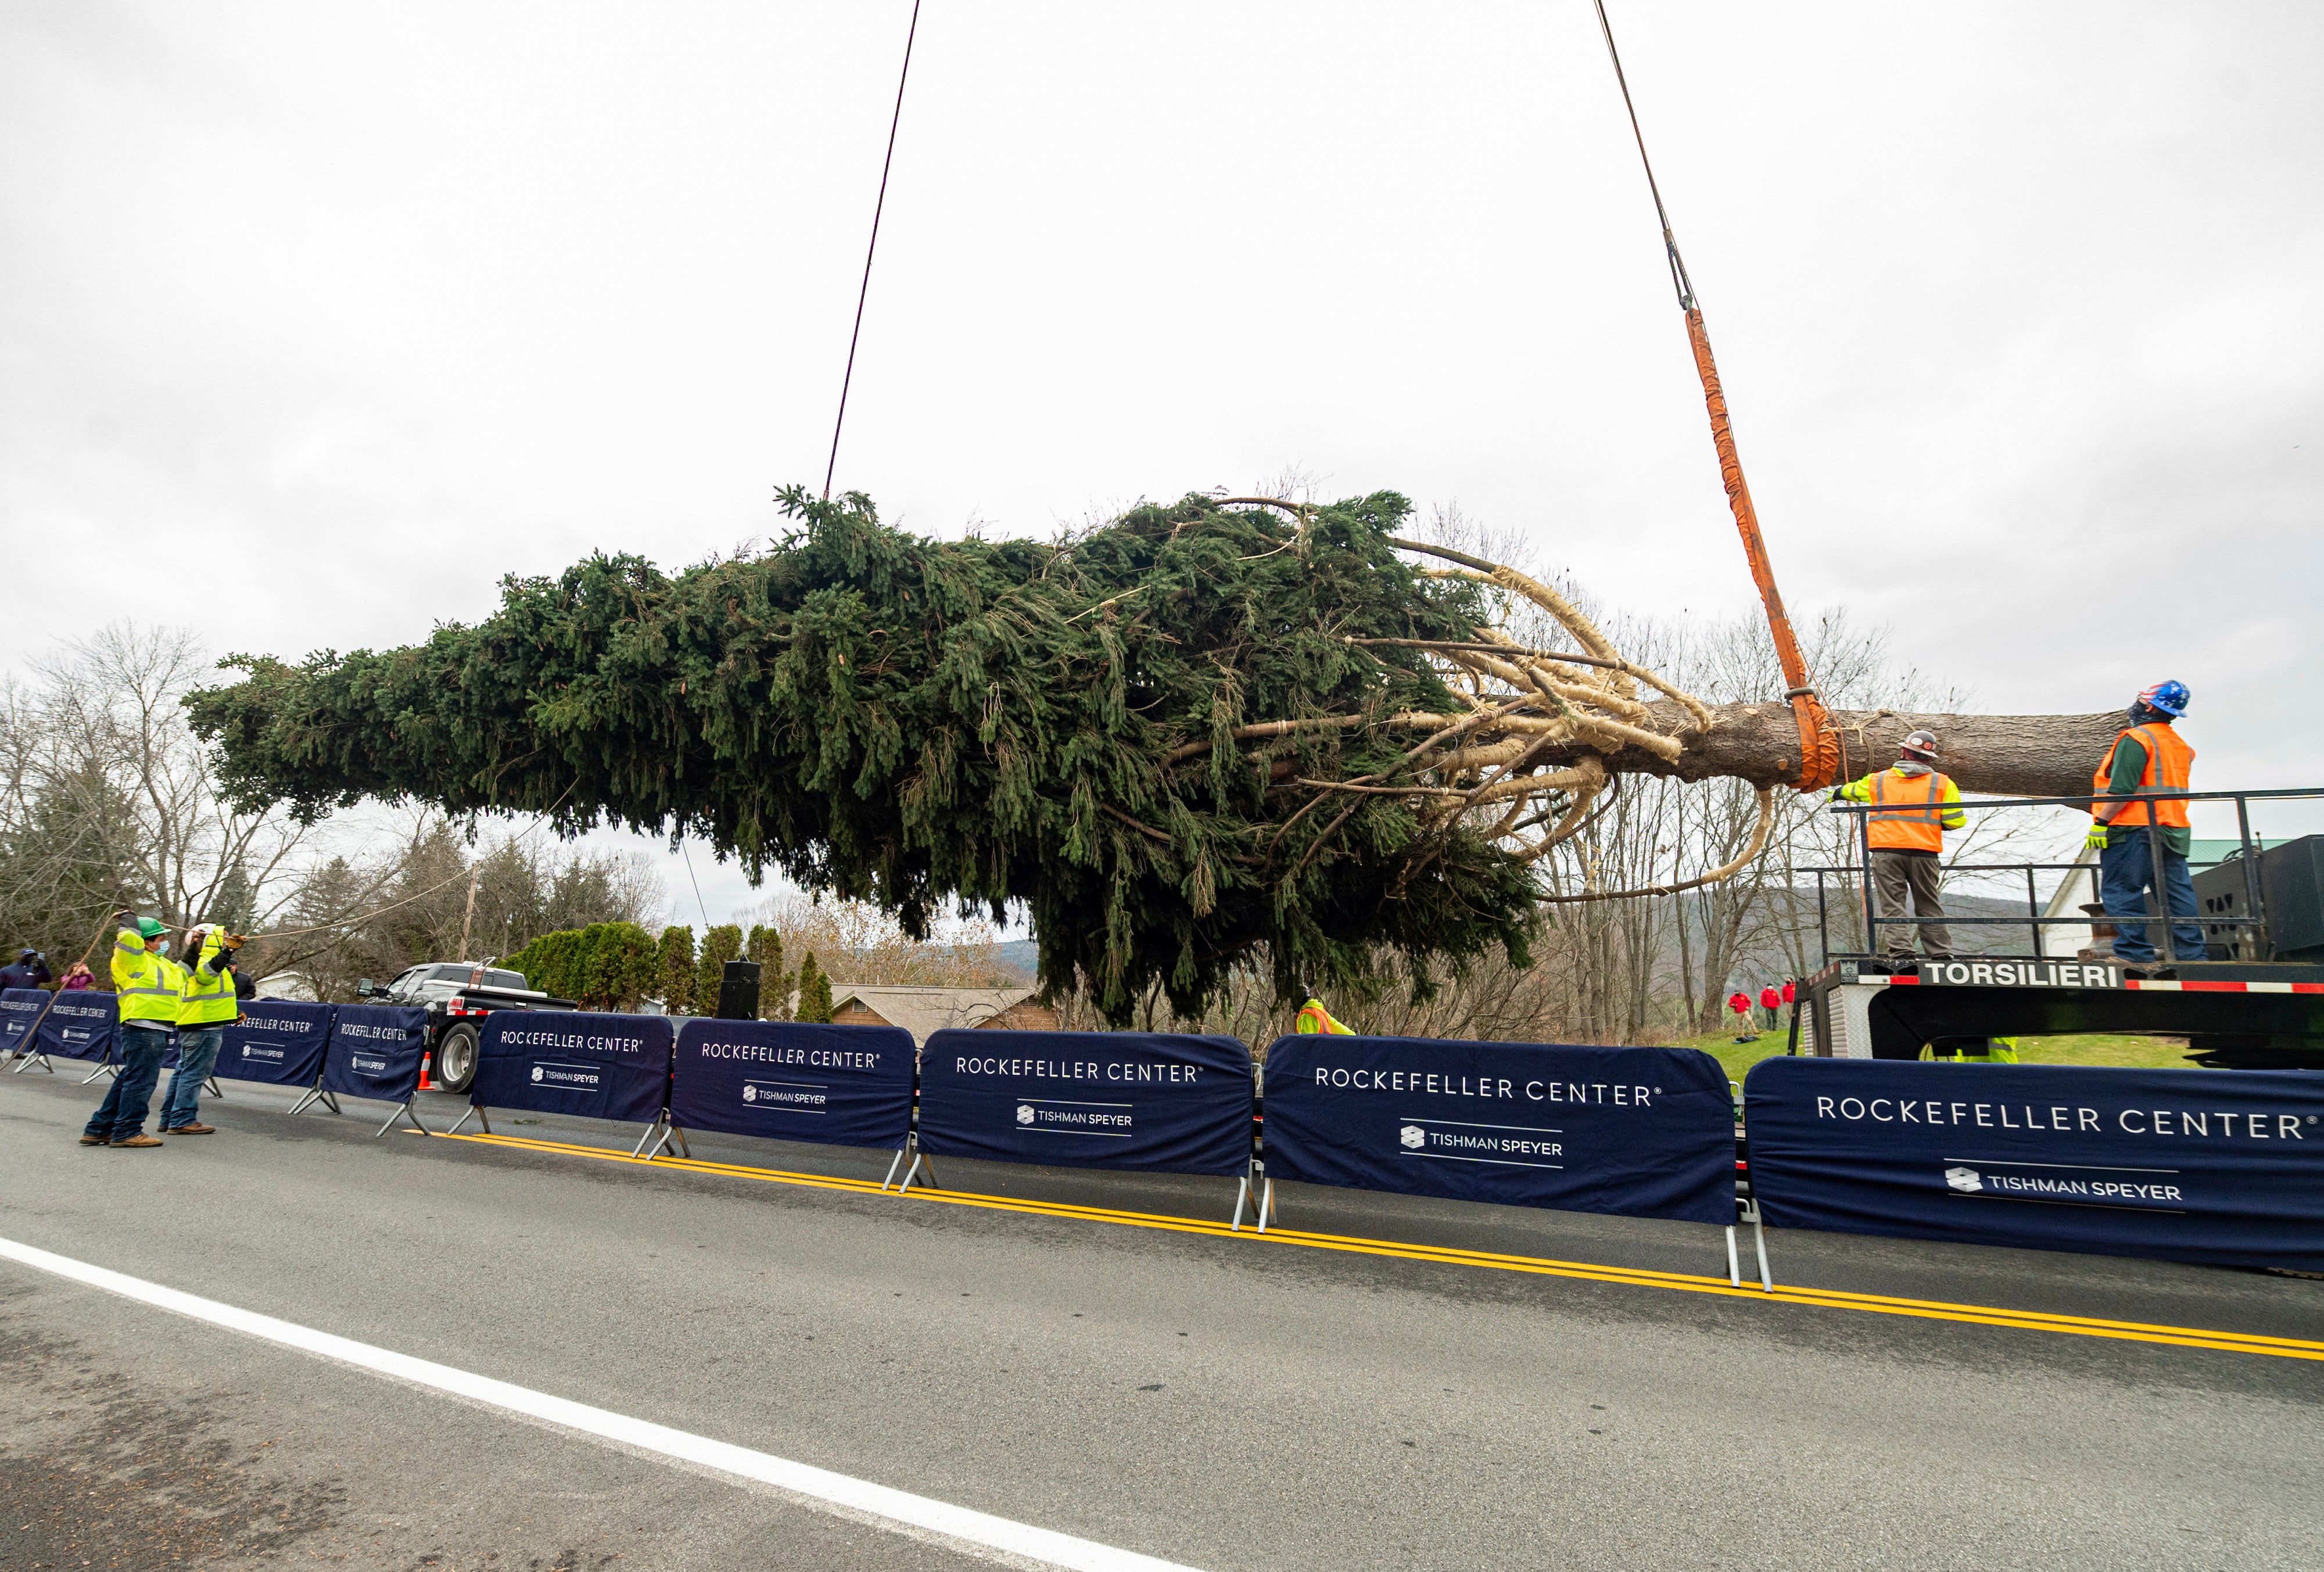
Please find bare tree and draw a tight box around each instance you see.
[740,893,1018,991]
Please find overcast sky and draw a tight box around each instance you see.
[5,1,2319,925]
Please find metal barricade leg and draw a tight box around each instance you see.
[1726,1225,1741,1289]
[895,1142,936,1194]
[80,1058,117,1086]
[630,1119,682,1160]
[881,1147,906,1191]
[375,1099,431,1138]
[1232,1172,1251,1231]
[1753,1211,1773,1292]
[1255,1176,1276,1233]
[443,1103,482,1136]
[890,1132,938,1194]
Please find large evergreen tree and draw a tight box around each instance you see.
[186,487,2115,1022]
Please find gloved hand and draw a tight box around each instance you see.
[223,932,248,950]
[2085,822,2110,850]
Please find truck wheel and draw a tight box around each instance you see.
[435,1022,481,1094]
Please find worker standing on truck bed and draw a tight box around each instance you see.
[1832,730,1965,974]
[2085,681,2205,972]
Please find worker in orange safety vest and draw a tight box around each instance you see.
[2085,680,2204,971]
[1831,730,1966,973]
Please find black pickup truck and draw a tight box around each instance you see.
[356,962,579,1094]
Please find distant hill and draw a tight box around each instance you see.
[993,939,1040,983]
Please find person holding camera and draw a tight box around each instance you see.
[159,925,244,1135]
[0,947,52,991]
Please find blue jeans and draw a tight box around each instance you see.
[2100,827,2207,964]
[84,1027,170,1143]
[160,1026,223,1130]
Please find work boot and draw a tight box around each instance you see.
[2075,946,2117,964]
[163,1123,215,1134]
[78,1135,108,1146]
[109,1133,164,1149]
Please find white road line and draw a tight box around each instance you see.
[0,1234,1204,1572]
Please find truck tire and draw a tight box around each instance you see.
[434,1022,482,1094]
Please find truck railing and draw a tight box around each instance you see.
[1813,785,2322,968]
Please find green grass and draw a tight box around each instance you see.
[1658,1026,2196,1083]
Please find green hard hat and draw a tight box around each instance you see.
[135,917,168,939]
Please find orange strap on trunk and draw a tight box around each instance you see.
[1683,307,1837,790]
[1593,0,1838,792]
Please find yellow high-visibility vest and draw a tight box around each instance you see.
[1928,1035,2020,1064]
[111,929,184,1026]
[177,932,238,1026]
[1294,998,1352,1035]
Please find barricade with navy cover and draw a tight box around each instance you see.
[217,1002,335,1086]
[320,1005,430,1103]
[472,1011,674,1126]
[670,1018,913,1149]
[919,1030,1253,1176]
[1,988,46,1055]
[1745,1057,2324,1273]
[38,989,119,1064]
[1263,1036,1735,1225]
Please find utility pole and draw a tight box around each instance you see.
[457,865,480,961]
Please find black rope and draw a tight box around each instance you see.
[1591,0,1695,311]
[822,0,926,501]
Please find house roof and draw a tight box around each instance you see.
[827,984,1037,1046]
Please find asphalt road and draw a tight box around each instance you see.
[3,1065,2321,1571]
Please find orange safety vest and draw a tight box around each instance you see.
[1866,769,1952,853]
[2092,723,2193,829]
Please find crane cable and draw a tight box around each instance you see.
[1590,0,1839,793]
[822,0,926,502]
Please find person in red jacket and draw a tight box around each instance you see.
[1727,990,1756,1043]
[1759,984,1782,1031]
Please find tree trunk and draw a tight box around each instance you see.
[1581,705,2123,798]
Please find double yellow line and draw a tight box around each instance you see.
[440,1131,2324,1363]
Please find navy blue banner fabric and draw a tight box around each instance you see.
[669,1019,913,1150]
[919,1031,1254,1177]
[1262,1036,1735,1226]
[472,1011,673,1125]
[217,1002,335,1086]
[1746,1058,2324,1272]
[320,1006,429,1103]
[1,988,46,1056]
[37,990,118,1063]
